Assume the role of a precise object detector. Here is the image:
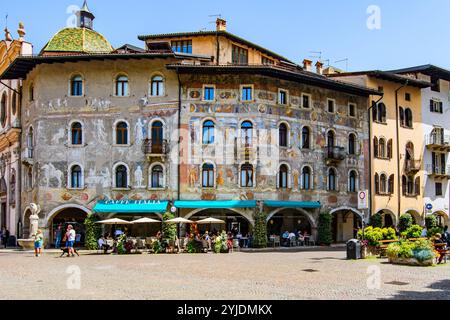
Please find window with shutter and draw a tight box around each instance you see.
[387,139,393,159]
[414,177,420,196]
[373,137,379,158]
[388,174,394,194]
[375,173,379,194]
[402,175,407,195]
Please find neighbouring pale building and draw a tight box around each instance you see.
[0,23,32,241]
[0,1,381,246]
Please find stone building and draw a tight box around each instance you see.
[0,2,380,245]
[0,23,32,241]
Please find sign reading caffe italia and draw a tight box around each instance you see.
[99,200,163,205]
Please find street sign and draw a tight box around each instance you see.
[358,190,368,210]
[426,203,433,211]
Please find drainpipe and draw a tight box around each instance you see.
[176,68,182,219]
[368,94,384,224]
[395,80,409,219]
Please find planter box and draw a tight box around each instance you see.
[388,257,434,266]
[361,246,378,258]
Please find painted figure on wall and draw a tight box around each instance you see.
[41,163,63,188]
[134,165,144,188]
[94,119,107,144]
[135,118,145,144]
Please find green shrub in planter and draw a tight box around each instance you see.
[427,226,443,238]
[382,227,397,240]
[386,243,401,260]
[398,214,413,232]
[317,212,332,246]
[369,213,382,228]
[401,225,422,239]
[83,214,102,250]
[358,226,383,246]
[425,215,437,229]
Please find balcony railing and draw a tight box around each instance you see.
[324,146,346,163]
[425,134,450,151]
[405,159,421,173]
[142,139,168,158]
[426,164,450,178]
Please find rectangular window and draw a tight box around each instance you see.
[232,45,248,65]
[405,93,411,101]
[436,182,443,196]
[171,40,192,54]
[430,99,443,113]
[278,90,288,105]
[348,103,356,117]
[241,86,253,101]
[302,94,311,108]
[203,86,215,101]
[327,99,335,113]
[262,56,274,65]
[431,75,440,92]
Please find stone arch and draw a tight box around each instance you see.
[45,203,91,227]
[376,208,397,227]
[404,209,422,225]
[432,211,449,227]
[266,207,317,228]
[330,206,364,221]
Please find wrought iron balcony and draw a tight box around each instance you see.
[142,139,168,160]
[426,164,450,179]
[324,146,346,164]
[22,148,34,165]
[405,159,421,174]
[425,134,450,151]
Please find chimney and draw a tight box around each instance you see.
[315,61,323,75]
[303,59,312,72]
[216,18,227,32]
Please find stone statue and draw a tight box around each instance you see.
[29,203,41,238]
[134,119,145,143]
[134,165,144,188]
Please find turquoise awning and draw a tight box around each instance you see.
[264,200,321,209]
[174,200,257,209]
[93,200,168,214]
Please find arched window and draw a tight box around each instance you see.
[151,121,164,153]
[278,164,289,189]
[302,127,310,149]
[279,123,288,147]
[241,121,253,146]
[70,75,83,96]
[240,164,253,188]
[328,168,337,191]
[202,163,214,188]
[151,76,164,96]
[402,175,407,195]
[377,103,386,123]
[202,120,215,145]
[27,127,34,158]
[1,92,6,127]
[116,121,129,145]
[9,170,15,205]
[349,170,357,192]
[380,174,387,194]
[405,108,413,128]
[379,138,386,158]
[115,75,129,96]
[405,142,414,160]
[301,166,312,190]
[70,165,83,188]
[71,122,83,145]
[151,165,164,188]
[115,165,128,188]
[348,133,356,155]
[11,92,17,116]
[375,173,380,194]
[399,107,405,126]
[388,174,394,194]
[373,137,379,158]
[29,84,34,102]
[27,167,33,189]
[327,130,335,148]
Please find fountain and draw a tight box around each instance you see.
[18,203,41,250]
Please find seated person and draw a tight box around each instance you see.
[282,231,290,246]
[288,231,297,246]
[434,233,447,264]
[203,231,211,250]
[98,235,112,253]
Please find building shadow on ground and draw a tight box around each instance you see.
[386,279,450,300]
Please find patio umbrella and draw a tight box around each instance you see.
[165,217,194,239]
[96,218,131,225]
[131,218,161,224]
[195,217,225,233]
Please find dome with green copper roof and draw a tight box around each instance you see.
[42,27,113,54]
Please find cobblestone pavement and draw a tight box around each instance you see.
[0,249,449,300]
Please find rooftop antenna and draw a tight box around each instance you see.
[309,51,322,60]
[335,58,349,71]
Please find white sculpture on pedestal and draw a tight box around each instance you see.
[29,203,41,238]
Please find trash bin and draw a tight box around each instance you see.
[346,239,361,260]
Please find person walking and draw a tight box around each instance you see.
[33,229,44,257]
[1,227,9,248]
[54,224,63,249]
[65,225,76,257]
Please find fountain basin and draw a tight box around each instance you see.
[17,239,35,250]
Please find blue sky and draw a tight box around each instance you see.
[2,0,450,71]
